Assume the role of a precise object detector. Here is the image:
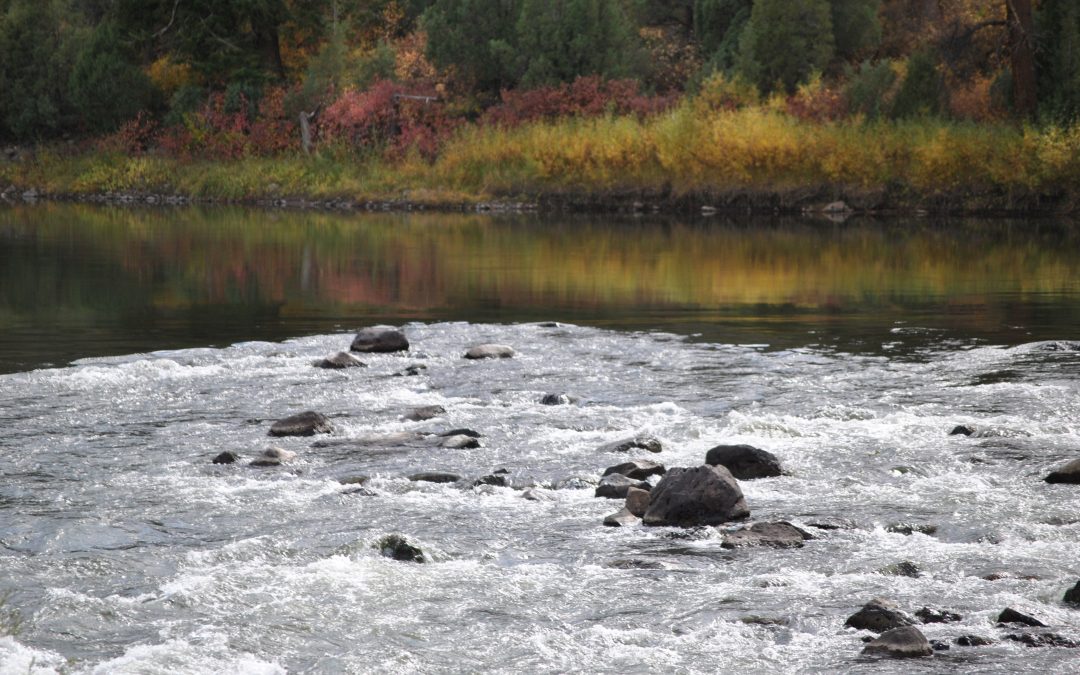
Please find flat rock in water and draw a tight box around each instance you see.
[521,488,554,502]
[625,486,651,517]
[845,599,915,633]
[603,559,663,570]
[602,459,666,481]
[704,444,782,479]
[1064,580,1080,605]
[315,352,367,369]
[1005,632,1080,648]
[375,534,426,562]
[212,451,239,465]
[603,508,640,527]
[642,465,749,527]
[598,436,663,454]
[916,607,962,624]
[350,325,409,353]
[862,626,933,658]
[403,405,446,422]
[438,428,482,438]
[1044,458,1080,484]
[595,474,650,499]
[269,411,333,437]
[998,607,1046,627]
[721,521,812,549]
[409,472,462,484]
[464,344,516,360]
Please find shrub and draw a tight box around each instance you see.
[481,76,675,127]
[844,60,897,119]
[892,49,946,119]
[737,0,834,94]
[785,74,847,122]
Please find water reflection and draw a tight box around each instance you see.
[1,203,1078,372]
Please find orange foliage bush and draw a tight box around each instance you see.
[481,76,676,128]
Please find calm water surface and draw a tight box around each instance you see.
[1,204,1079,673]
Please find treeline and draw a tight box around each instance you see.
[1,0,1079,147]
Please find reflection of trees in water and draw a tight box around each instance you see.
[2,204,1079,319]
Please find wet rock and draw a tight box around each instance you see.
[1004,633,1080,648]
[642,465,750,527]
[521,488,554,502]
[464,344,515,360]
[439,434,480,449]
[474,474,508,487]
[342,487,378,497]
[879,561,922,578]
[396,364,428,377]
[721,521,812,549]
[1044,458,1080,484]
[704,444,782,479]
[403,405,446,422]
[602,459,666,481]
[955,635,995,647]
[603,559,663,570]
[540,393,573,405]
[598,435,663,454]
[625,487,651,517]
[998,607,1046,627]
[915,607,962,624]
[250,446,297,467]
[1064,580,1080,605]
[603,508,640,527]
[375,534,426,563]
[269,411,333,437]
[212,451,240,465]
[929,640,951,652]
[861,626,933,658]
[409,472,462,484]
[315,352,367,369]
[662,526,716,540]
[845,599,915,633]
[350,325,409,353]
[950,425,975,436]
[886,523,938,536]
[595,474,650,499]
[439,428,482,438]
[804,518,858,531]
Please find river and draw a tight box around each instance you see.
[1,204,1079,673]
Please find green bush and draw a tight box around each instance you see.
[68,22,161,133]
[737,0,834,94]
[845,60,896,119]
[891,49,945,119]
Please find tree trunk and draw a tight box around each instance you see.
[1009,0,1038,119]
[299,109,318,155]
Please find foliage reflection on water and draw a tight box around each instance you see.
[1,203,1079,372]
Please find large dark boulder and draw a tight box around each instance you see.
[315,352,367,369]
[350,325,409,353]
[464,344,515,360]
[845,599,915,633]
[862,626,933,658]
[998,607,1046,627]
[704,444,782,479]
[269,411,333,437]
[1044,459,1080,484]
[1064,580,1080,605]
[595,474,650,499]
[212,451,239,465]
[721,521,812,549]
[642,465,749,527]
[602,460,666,481]
[598,436,663,454]
[375,534,426,562]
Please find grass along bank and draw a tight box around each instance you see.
[4,105,1080,214]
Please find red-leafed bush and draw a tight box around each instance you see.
[156,87,298,160]
[320,80,402,150]
[481,76,676,128]
[785,77,848,123]
[96,111,158,155]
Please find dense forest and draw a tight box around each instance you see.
[2,1,1080,207]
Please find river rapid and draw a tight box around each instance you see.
[2,321,1079,673]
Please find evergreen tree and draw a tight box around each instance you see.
[68,22,159,133]
[693,0,751,70]
[738,0,834,93]
[422,0,521,93]
[830,0,881,61]
[1037,0,1080,122]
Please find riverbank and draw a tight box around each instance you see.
[3,107,1079,217]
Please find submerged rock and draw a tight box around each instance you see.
[1044,459,1080,484]
[721,521,812,549]
[403,405,446,422]
[642,465,749,527]
[212,451,240,465]
[595,474,650,499]
[375,534,426,563]
[315,352,367,369]
[250,446,297,467]
[603,508,640,527]
[409,472,462,484]
[439,428,482,439]
[1005,633,1080,648]
[396,364,428,377]
[625,487,651,517]
[521,488,554,502]
[704,444,783,479]
[879,561,922,578]
[886,523,938,536]
[473,473,508,487]
[861,626,933,658]
[540,393,574,405]
[602,459,666,481]
[464,344,515,360]
[269,411,333,437]
[597,435,663,454]
[603,558,664,570]
[350,325,409,353]
[998,607,1046,627]
[955,635,995,647]
[845,599,915,633]
[1064,580,1080,605]
[438,434,480,449]
[916,607,962,624]
[950,425,975,436]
